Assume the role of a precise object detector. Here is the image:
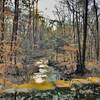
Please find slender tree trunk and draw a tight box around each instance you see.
[76,12,82,65]
[27,0,33,49]
[32,0,35,48]
[81,0,88,70]
[0,0,5,63]
[72,0,75,43]
[10,0,19,65]
[35,0,40,46]
[93,0,99,61]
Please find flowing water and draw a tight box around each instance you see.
[32,58,61,83]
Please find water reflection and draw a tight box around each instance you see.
[32,58,61,83]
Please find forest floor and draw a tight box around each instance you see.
[0,45,100,98]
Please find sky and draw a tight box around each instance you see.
[11,0,57,19]
[39,0,58,19]
[39,0,100,19]
[11,0,100,19]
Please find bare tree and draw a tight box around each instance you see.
[93,0,99,61]
[81,0,89,73]
[10,0,19,65]
[0,0,5,63]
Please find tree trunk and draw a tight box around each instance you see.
[27,0,33,49]
[93,0,99,61]
[10,0,19,65]
[32,0,35,48]
[35,0,40,46]
[81,0,88,71]
[76,11,82,65]
[75,0,89,74]
[0,0,5,63]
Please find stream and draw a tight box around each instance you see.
[31,58,61,83]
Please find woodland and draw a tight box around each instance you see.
[0,0,100,100]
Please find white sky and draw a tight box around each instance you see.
[11,0,57,19]
[39,0,58,19]
[11,0,100,19]
[39,0,100,19]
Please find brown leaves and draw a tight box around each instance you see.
[4,7,14,17]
